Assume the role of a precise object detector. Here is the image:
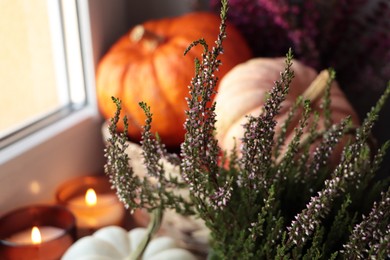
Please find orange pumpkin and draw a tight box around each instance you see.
[214,58,360,164]
[96,12,252,148]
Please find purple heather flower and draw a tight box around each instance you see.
[240,51,294,190]
[342,188,390,259]
[210,181,233,210]
[180,6,228,210]
[287,176,341,246]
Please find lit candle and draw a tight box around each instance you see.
[5,226,65,245]
[56,176,126,237]
[68,188,125,229]
[0,205,76,260]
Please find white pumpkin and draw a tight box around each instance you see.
[62,226,197,260]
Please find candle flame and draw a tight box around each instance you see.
[31,226,41,244]
[85,188,97,206]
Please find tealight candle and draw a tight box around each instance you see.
[0,205,76,260]
[56,175,125,237]
[6,226,65,245]
[67,187,124,229]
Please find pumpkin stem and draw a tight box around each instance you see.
[302,70,330,102]
[129,25,165,51]
[128,207,163,260]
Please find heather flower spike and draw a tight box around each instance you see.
[343,186,390,259]
[180,0,229,213]
[104,0,390,258]
[240,49,294,193]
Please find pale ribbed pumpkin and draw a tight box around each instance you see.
[96,12,252,148]
[62,226,196,260]
[214,58,360,163]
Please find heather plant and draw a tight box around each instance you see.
[210,0,390,74]
[104,0,390,259]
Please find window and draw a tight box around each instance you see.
[0,0,87,150]
[0,0,61,136]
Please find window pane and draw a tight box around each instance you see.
[0,0,64,136]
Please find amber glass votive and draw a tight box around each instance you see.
[56,175,125,237]
[0,204,76,260]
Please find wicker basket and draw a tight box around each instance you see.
[101,122,210,257]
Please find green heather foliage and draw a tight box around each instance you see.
[104,1,390,259]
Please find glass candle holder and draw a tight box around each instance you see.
[55,175,125,237]
[0,204,76,260]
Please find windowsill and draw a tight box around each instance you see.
[0,106,95,164]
